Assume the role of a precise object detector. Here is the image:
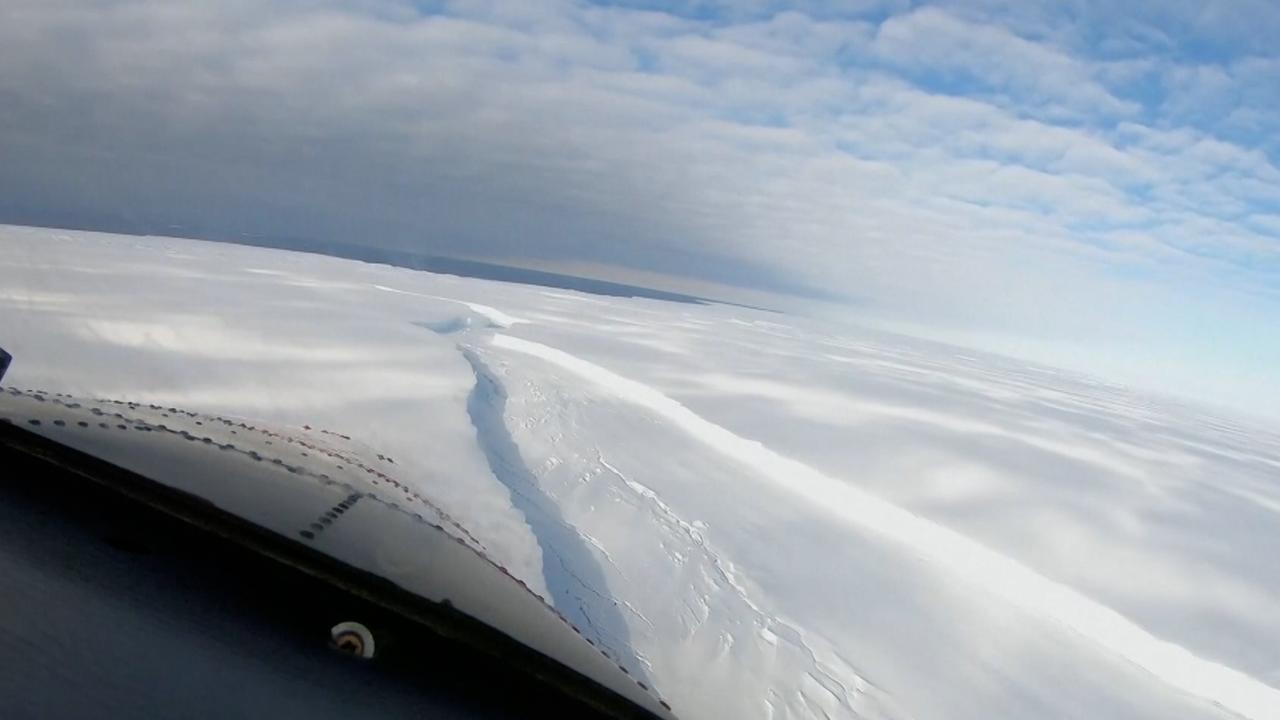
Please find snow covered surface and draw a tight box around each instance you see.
[3,224,1280,720]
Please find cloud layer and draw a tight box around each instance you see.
[1,0,1277,415]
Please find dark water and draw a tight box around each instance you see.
[239,237,713,303]
[233,237,780,311]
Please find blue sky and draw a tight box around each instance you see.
[0,0,1277,419]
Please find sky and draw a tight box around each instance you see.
[1,0,1278,420]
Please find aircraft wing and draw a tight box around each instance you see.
[0,383,676,719]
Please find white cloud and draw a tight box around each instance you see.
[869,6,1139,120]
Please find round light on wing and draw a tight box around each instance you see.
[329,621,375,659]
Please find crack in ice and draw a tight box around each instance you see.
[492,332,1280,720]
